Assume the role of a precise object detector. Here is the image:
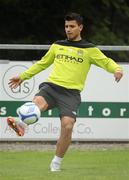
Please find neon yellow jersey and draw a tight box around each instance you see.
[20,40,122,91]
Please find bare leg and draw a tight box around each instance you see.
[33,98,75,157]
[50,116,75,171]
[32,96,48,111]
[56,116,75,157]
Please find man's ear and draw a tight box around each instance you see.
[79,24,83,32]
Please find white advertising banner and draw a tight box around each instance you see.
[0,61,129,141]
[1,117,129,141]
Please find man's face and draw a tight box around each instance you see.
[65,20,83,41]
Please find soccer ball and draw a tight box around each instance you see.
[17,102,41,125]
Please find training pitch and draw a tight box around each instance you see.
[0,147,129,180]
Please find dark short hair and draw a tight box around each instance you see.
[65,12,83,25]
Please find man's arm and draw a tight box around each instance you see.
[89,47,123,82]
[8,44,55,89]
[19,44,55,81]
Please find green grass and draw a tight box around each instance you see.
[0,149,129,180]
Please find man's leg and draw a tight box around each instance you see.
[50,116,75,171]
[7,96,48,136]
[32,96,49,111]
[56,116,75,157]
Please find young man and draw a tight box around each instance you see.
[7,12,123,171]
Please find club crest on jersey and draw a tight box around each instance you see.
[77,50,84,56]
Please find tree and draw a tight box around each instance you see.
[0,0,128,61]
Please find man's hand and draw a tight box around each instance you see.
[8,76,23,89]
[114,71,123,82]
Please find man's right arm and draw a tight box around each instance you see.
[19,44,55,81]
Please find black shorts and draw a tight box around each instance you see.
[35,82,81,120]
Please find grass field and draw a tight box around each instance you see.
[0,149,129,180]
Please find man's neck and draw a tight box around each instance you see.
[68,38,82,42]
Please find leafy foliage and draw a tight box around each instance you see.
[0,0,129,61]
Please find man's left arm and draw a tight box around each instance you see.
[89,47,123,82]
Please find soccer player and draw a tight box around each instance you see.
[7,12,123,171]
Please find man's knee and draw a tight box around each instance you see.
[61,116,75,132]
[32,96,48,111]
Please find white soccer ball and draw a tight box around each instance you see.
[17,102,41,125]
